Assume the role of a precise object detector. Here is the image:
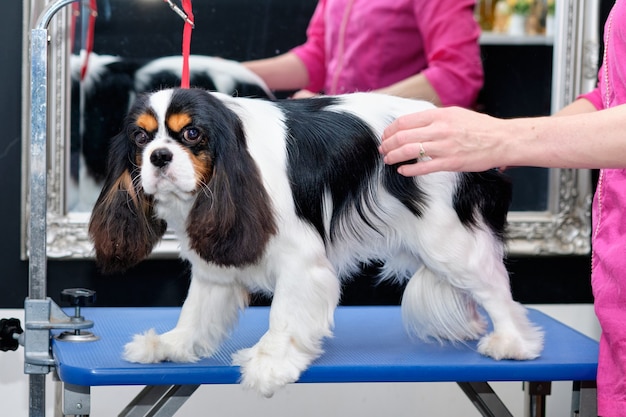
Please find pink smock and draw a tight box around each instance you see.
[290,0,483,108]
[579,1,626,415]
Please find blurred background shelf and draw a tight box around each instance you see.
[480,32,555,45]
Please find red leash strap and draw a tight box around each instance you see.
[81,0,98,80]
[181,0,194,89]
[71,0,98,81]
[163,0,195,88]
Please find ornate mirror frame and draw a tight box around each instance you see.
[21,0,598,259]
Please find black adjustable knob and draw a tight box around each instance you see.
[0,318,23,352]
[57,288,98,342]
[61,288,96,307]
[61,288,96,326]
[61,288,96,318]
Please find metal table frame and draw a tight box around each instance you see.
[56,381,597,417]
[56,367,598,417]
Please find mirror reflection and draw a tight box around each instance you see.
[69,0,550,213]
[69,0,317,211]
[27,0,593,259]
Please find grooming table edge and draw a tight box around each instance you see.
[51,306,598,387]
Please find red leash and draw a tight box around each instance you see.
[82,0,98,80]
[164,0,195,89]
[181,0,194,88]
[71,0,98,81]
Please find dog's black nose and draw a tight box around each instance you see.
[150,148,173,168]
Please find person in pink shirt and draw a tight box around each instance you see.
[380,2,626,414]
[244,0,483,108]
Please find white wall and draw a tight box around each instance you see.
[0,304,600,416]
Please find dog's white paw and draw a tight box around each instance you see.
[477,328,544,360]
[123,329,200,363]
[232,337,313,397]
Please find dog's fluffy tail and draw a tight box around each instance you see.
[401,266,487,343]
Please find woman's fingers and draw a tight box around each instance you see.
[380,107,505,174]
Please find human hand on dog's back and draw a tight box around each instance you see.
[380,107,505,175]
[379,100,626,176]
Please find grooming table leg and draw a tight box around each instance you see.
[524,381,551,417]
[29,375,47,417]
[571,381,597,417]
[62,383,91,416]
[457,382,514,417]
[118,385,200,417]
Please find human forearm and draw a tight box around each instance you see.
[508,105,626,169]
[243,53,310,92]
[375,73,443,106]
[480,98,599,169]
[380,104,626,176]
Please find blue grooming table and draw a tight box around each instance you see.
[50,306,598,416]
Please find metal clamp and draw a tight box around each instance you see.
[24,297,96,372]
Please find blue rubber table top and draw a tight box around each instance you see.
[52,306,598,387]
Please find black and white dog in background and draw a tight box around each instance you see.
[89,87,544,397]
[70,53,273,210]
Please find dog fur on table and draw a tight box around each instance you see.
[89,88,544,397]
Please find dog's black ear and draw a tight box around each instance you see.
[89,132,166,273]
[186,112,277,267]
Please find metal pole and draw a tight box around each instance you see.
[28,2,81,417]
[29,25,49,302]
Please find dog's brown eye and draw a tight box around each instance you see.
[133,130,150,147]
[182,127,202,145]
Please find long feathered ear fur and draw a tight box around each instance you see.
[186,97,277,267]
[89,131,166,273]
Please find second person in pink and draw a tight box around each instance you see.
[244,0,483,108]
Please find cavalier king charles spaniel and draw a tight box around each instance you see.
[89,88,543,397]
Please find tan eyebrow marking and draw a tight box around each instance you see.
[167,113,192,133]
[135,113,158,132]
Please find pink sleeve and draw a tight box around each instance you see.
[290,0,327,93]
[578,62,603,110]
[579,88,604,110]
[415,0,484,107]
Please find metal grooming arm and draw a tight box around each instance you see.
[25,1,92,416]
